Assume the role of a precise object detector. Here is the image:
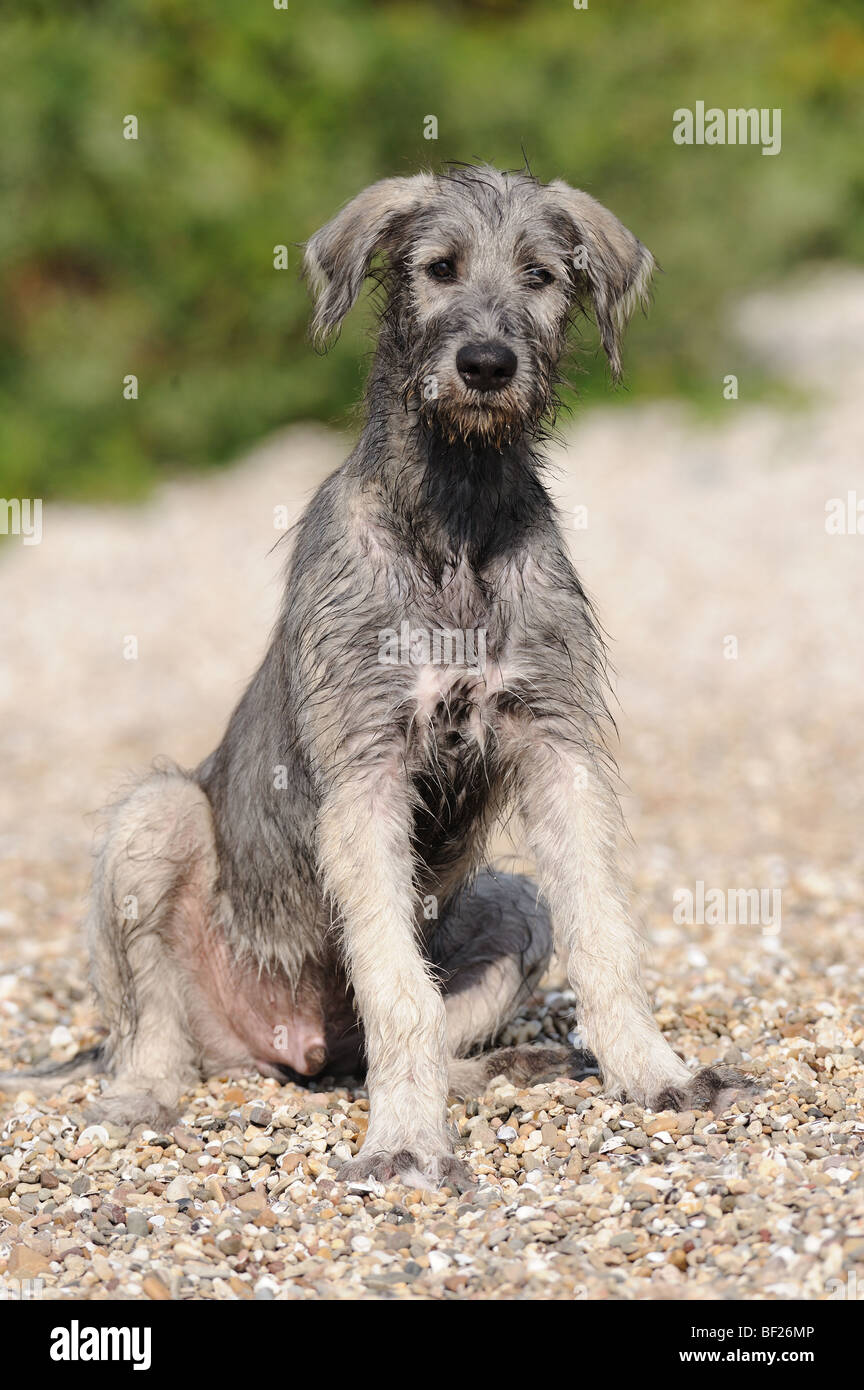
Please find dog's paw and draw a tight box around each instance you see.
[337,1148,476,1193]
[434,1154,477,1193]
[85,1089,180,1133]
[650,1065,758,1114]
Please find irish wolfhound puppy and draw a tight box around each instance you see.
[2,165,752,1188]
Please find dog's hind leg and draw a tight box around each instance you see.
[433,872,596,1098]
[84,766,216,1129]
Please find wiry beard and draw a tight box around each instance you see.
[418,394,525,448]
[406,378,553,450]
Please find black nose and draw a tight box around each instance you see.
[456,340,517,393]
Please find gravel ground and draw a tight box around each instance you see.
[1,272,863,1301]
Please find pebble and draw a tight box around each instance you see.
[125,1211,150,1237]
[164,1176,191,1203]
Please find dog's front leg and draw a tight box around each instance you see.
[513,735,755,1113]
[316,755,473,1190]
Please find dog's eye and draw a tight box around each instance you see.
[524,267,554,288]
[427,259,457,282]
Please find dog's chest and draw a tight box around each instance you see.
[410,658,507,743]
[391,556,524,763]
[387,562,529,864]
[408,658,510,864]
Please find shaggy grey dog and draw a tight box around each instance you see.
[2,165,752,1189]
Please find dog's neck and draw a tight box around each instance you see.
[358,387,554,577]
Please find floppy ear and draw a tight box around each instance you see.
[303,175,434,343]
[546,181,655,380]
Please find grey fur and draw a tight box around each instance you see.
[0,165,753,1184]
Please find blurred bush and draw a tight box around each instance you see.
[1,0,863,499]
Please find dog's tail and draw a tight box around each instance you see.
[448,1044,598,1100]
[0,1043,106,1098]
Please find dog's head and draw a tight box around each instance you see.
[304,164,654,446]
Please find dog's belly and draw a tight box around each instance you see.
[176,916,357,1079]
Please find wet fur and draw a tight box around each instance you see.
[0,165,754,1183]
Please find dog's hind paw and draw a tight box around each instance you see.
[85,1089,181,1133]
[650,1065,758,1115]
[337,1148,476,1193]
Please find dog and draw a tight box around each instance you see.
[1,165,752,1189]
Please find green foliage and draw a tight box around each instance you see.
[2,0,863,499]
